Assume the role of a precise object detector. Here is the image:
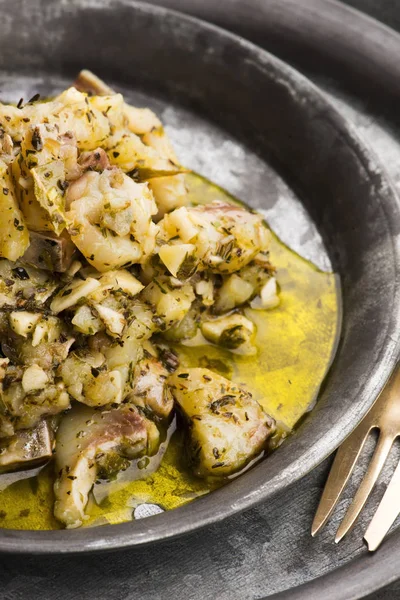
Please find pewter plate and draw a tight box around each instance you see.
[0,0,400,555]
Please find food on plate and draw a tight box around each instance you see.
[0,72,282,528]
[169,368,276,477]
[54,403,159,529]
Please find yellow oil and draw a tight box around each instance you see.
[0,173,340,530]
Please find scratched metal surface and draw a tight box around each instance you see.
[1,0,400,598]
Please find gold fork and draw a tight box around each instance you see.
[311,365,400,551]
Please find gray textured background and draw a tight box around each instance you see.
[2,1,400,599]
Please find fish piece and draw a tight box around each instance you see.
[54,403,159,528]
[168,368,275,477]
[66,169,158,271]
[129,357,173,419]
[160,201,270,274]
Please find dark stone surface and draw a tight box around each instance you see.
[344,0,400,31]
[2,0,400,598]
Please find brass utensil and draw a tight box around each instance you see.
[311,366,400,550]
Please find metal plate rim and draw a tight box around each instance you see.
[0,0,400,568]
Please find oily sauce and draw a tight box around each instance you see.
[0,173,340,530]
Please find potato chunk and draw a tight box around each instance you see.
[0,161,29,261]
[168,368,275,477]
[141,278,194,329]
[31,160,66,235]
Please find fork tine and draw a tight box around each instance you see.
[311,420,373,536]
[335,433,394,543]
[364,453,400,551]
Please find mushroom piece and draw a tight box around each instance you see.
[21,230,77,272]
[0,419,54,473]
[201,313,256,353]
[74,69,115,96]
[168,368,275,478]
[54,403,159,528]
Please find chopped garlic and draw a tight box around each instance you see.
[9,311,42,337]
[195,279,214,306]
[250,277,279,310]
[93,303,126,336]
[22,365,49,392]
[215,274,254,312]
[158,243,196,278]
[72,305,103,335]
[51,277,101,313]
[98,269,144,297]
[162,207,198,242]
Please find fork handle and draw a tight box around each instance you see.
[369,364,400,430]
[364,457,400,551]
[312,363,400,538]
